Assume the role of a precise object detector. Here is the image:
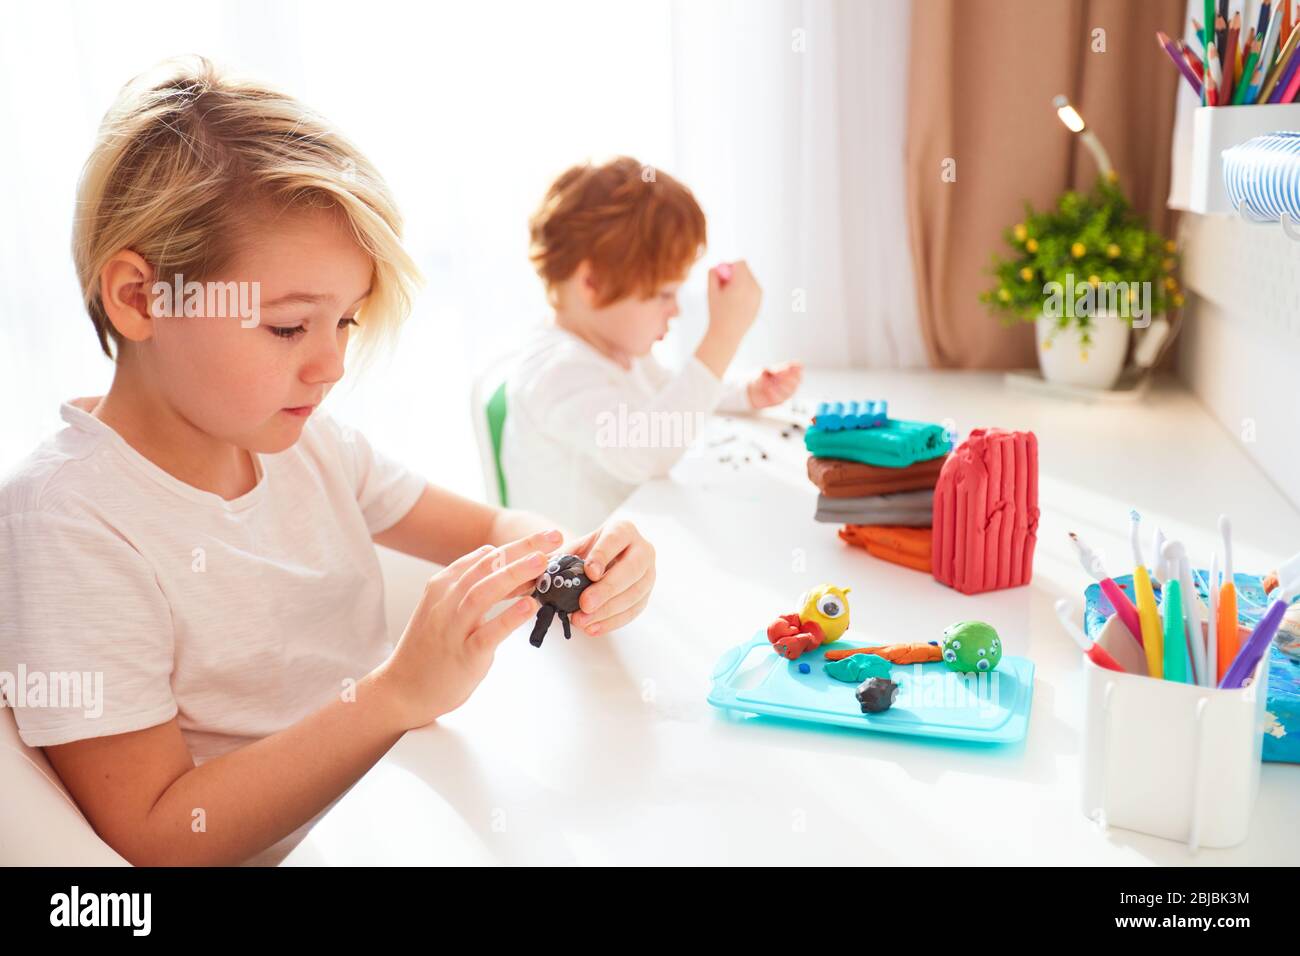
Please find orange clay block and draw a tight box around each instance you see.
[823,642,943,663]
[839,524,932,573]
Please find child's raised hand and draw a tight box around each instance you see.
[747,361,803,409]
[376,529,562,729]
[564,519,656,636]
[706,259,762,342]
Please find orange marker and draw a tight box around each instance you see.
[1216,515,1239,683]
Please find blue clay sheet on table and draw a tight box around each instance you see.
[708,631,1034,745]
[1084,572,1299,763]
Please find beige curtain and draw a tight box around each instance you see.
[906,0,1185,369]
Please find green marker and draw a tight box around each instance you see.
[1162,578,1189,683]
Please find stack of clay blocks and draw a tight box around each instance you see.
[932,429,1039,594]
[813,400,888,431]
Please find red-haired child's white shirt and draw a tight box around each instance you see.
[502,324,750,532]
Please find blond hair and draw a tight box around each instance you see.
[73,55,420,361]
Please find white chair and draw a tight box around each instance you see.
[468,353,520,507]
[0,706,128,864]
[0,539,436,867]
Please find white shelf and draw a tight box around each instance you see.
[1179,213,1300,345]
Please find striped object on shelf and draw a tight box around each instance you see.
[1222,130,1300,220]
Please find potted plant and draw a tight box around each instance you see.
[981,175,1183,389]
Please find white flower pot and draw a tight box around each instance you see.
[1035,311,1131,390]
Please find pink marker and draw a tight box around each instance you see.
[716,262,733,286]
[1068,532,1143,646]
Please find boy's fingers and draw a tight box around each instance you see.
[440,544,494,579]
[468,597,538,654]
[581,595,651,637]
[424,544,493,601]
[578,530,653,614]
[458,529,561,590]
[458,551,549,622]
[580,521,640,581]
[505,578,540,600]
[573,564,655,629]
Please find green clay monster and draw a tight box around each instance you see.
[824,653,893,683]
[940,621,1002,673]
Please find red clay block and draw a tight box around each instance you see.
[931,429,1039,594]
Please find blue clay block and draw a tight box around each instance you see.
[813,400,888,432]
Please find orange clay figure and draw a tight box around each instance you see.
[766,584,851,659]
[822,642,943,664]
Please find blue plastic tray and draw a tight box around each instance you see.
[707,631,1035,744]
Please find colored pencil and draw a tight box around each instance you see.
[1261,20,1300,101]
[1234,36,1262,103]
[1262,0,1285,70]
[1223,12,1240,102]
[1256,0,1272,49]
[1216,14,1227,83]
[1249,0,1285,101]
[1204,0,1215,101]
[1219,0,1230,58]
[1281,48,1300,100]
[1207,42,1222,105]
[1159,31,1205,97]
[1182,40,1204,79]
[1268,25,1300,100]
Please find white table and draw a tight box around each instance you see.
[290,370,1300,865]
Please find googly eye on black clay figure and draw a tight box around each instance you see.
[529,553,592,647]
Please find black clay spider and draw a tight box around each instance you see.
[529,554,592,647]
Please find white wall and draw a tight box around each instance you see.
[1169,0,1300,514]
[1176,213,1300,512]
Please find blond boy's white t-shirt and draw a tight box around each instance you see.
[0,397,426,866]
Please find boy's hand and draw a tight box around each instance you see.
[747,361,803,409]
[706,259,762,342]
[377,530,562,729]
[697,260,762,379]
[564,519,656,636]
